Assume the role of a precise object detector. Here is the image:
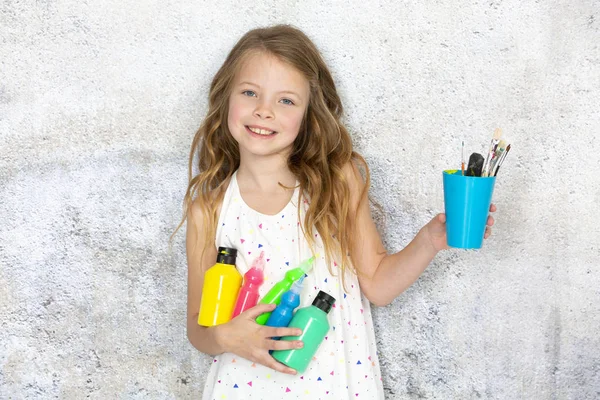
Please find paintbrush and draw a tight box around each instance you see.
[493,143,511,176]
[488,139,507,176]
[481,128,502,177]
[461,140,465,176]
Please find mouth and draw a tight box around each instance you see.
[246,126,278,137]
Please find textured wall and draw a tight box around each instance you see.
[1,0,599,398]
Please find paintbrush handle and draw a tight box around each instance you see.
[482,130,502,177]
[489,149,504,177]
[493,145,511,176]
[482,149,494,177]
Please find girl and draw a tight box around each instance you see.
[178,25,496,399]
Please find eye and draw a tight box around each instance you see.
[280,98,295,105]
[242,90,257,97]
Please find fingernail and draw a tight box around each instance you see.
[296,341,304,348]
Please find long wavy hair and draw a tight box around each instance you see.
[174,25,371,287]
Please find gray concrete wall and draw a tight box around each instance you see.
[1,1,599,398]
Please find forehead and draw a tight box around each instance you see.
[234,51,309,93]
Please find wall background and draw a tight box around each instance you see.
[1,0,599,398]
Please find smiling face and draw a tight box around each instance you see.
[227,51,310,161]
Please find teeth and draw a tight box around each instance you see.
[248,127,275,135]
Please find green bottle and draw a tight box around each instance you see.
[255,256,315,325]
[271,291,336,373]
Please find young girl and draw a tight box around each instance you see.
[179,25,496,399]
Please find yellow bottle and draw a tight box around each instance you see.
[198,247,242,326]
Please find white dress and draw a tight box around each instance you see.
[202,171,384,400]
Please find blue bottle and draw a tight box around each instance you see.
[266,276,305,329]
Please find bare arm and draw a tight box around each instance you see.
[186,200,227,355]
[345,162,494,306]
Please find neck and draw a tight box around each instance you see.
[237,153,296,192]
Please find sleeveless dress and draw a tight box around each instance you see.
[202,171,384,399]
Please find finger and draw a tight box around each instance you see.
[266,339,304,351]
[484,227,492,239]
[242,303,277,319]
[265,327,302,338]
[487,215,495,226]
[437,213,446,223]
[489,203,497,212]
[264,357,297,375]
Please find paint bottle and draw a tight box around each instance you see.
[231,251,265,319]
[265,275,305,329]
[255,256,315,325]
[271,290,336,373]
[198,247,242,326]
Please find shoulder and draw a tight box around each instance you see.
[342,157,363,177]
[191,176,232,215]
[341,159,368,208]
[187,177,231,241]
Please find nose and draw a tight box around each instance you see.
[253,99,274,120]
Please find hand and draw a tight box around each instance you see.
[424,203,497,252]
[216,303,304,375]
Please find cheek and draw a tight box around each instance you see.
[284,109,306,133]
[227,100,242,130]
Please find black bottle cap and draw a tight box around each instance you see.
[466,152,485,177]
[312,290,336,314]
[216,247,237,265]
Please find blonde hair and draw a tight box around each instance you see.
[174,24,370,288]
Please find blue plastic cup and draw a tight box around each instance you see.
[443,170,495,249]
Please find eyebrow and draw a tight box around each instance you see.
[238,81,302,98]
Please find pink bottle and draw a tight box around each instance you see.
[231,251,265,318]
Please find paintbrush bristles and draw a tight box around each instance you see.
[493,143,511,176]
[482,128,503,177]
[489,139,507,174]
